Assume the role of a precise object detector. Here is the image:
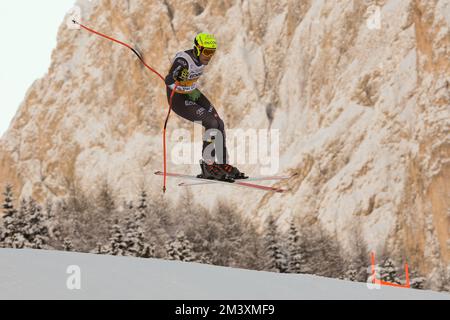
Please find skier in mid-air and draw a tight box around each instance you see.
[72,20,289,192]
[165,33,247,181]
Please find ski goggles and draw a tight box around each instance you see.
[201,48,216,57]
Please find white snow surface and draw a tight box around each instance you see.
[0,249,449,300]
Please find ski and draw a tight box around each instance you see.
[178,174,297,187]
[154,171,287,193]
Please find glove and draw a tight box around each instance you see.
[187,89,201,102]
[175,67,189,82]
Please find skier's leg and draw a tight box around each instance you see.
[202,114,226,165]
[195,94,246,178]
[166,88,226,164]
[196,94,228,164]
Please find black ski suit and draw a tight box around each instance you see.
[165,49,228,164]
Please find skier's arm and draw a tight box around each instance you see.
[165,57,189,86]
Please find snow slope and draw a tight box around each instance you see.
[0,249,448,300]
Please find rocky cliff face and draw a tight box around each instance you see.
[0,0,448,288]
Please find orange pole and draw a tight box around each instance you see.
[75,20,176,193]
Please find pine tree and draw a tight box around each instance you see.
[56,184,97,252]
[198,253,213,265]
[24,199,50,249]
[107,220,127,256]
[11,199,24,248]
[63,238,74,252]
[138,190,148,212]
[165,231,195,262]
[263,215,287,273]
[298,223,344,277]
[90,242,105,254]
[318,230,346,278]
[150,193,172,231]
[1,194,28,249]
[1,184,17,247]
[179,199,262,270]
[44,199,54,220]
[123,215,137,256]
[123,209,152,258]
[145,199,170,257]
[2,184,16,217]
[178,232,195,262]
[286,220,306,273]
[97,182,115,215]
[57,182,113,253]
[165,239,176,260]
[44,199,60,245]
[140,242,155,259]
[92,183,115,246]
[409,271,426,289]
[380,258,401,284]
[342,266,358,281]
[210,202,244,267]
[346,223,370,282]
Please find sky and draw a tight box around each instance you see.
[0,0,75,137]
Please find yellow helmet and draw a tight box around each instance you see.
[194,33,217,57]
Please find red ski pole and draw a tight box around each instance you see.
[73,20,174,193]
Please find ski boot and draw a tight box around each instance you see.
[216,163,248,180]
[198,160,235,182]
